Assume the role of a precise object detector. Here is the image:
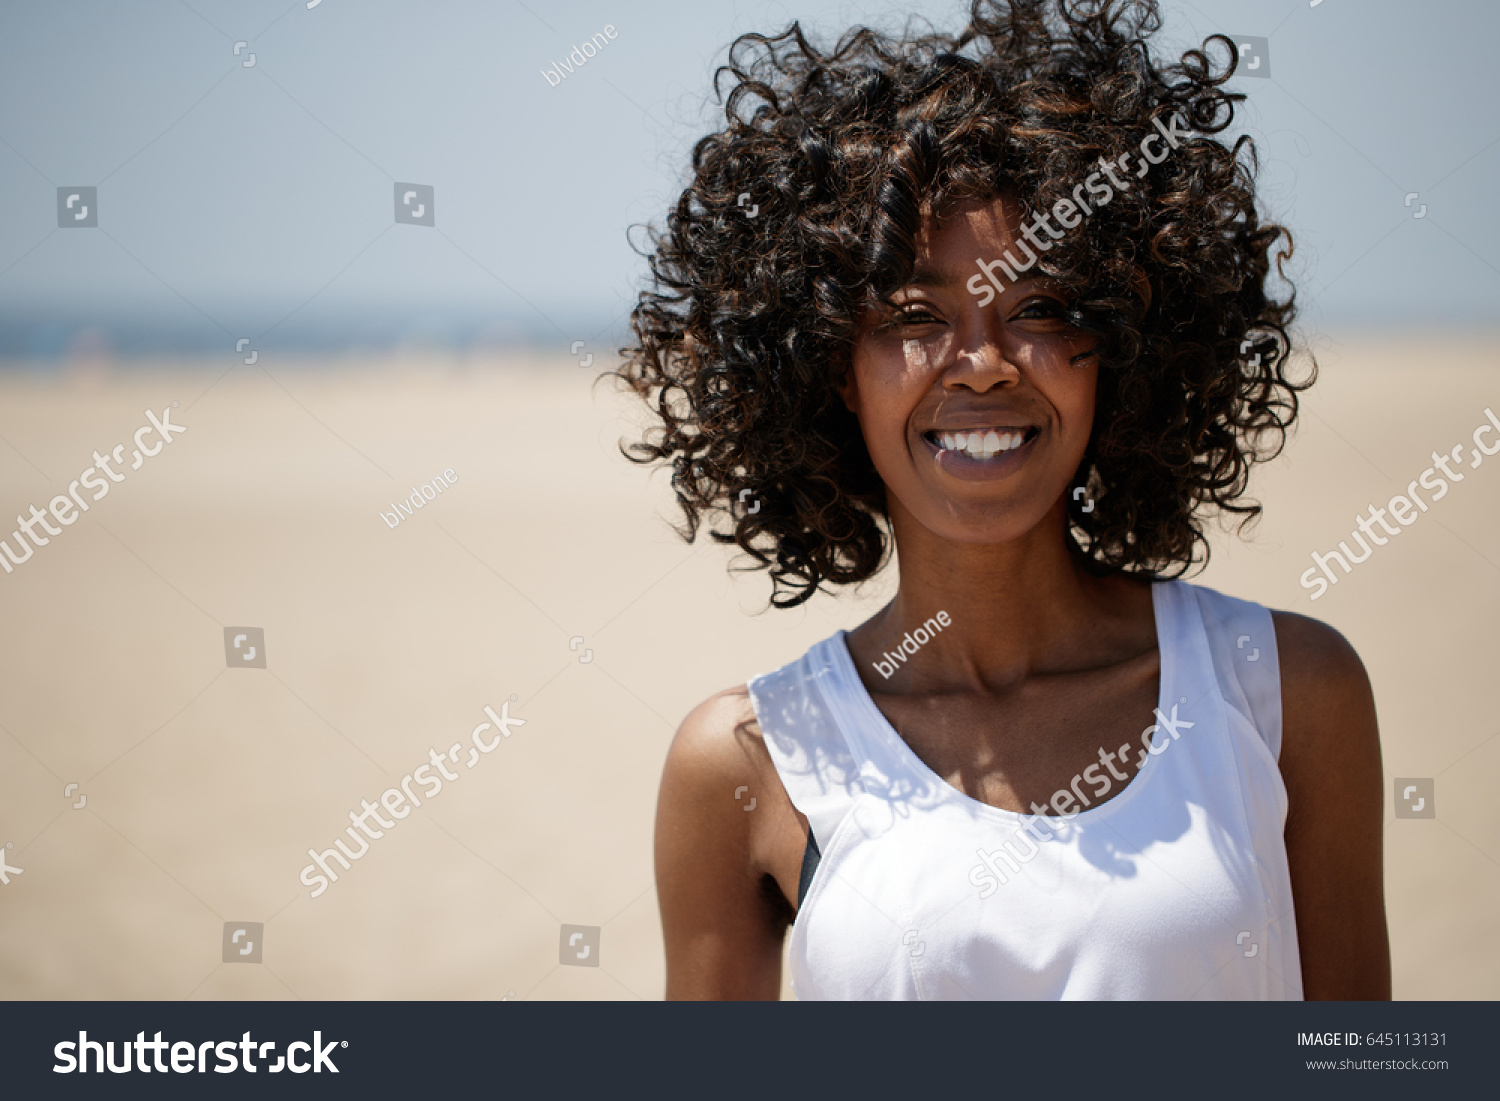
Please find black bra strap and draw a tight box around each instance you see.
[796,829,822,909]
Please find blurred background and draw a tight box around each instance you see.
[0,0,1496,1000]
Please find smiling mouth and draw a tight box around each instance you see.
[924,426,1039,460]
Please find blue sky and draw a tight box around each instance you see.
[1,0,1496,357]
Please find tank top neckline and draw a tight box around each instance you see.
[821,578,1180,828]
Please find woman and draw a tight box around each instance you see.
[619,0,1389,999]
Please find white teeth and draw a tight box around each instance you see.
[936,428,1028,458]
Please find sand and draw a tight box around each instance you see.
[0,332,1495,1000]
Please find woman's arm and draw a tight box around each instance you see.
[655,687,795,1000]
[1274,610,1392,999]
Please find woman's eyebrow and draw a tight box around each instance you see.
[906,265,1051,293]
[906,265,964,288]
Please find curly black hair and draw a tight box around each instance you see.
[615,0,1311,608]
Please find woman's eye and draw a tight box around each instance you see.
[870,305,940,334]
[1013,298,1066,320]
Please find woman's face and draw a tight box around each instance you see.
[841,196,1099,545]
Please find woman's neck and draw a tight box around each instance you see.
[852,498,1153,693]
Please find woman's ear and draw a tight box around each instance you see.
[834,355,859,415]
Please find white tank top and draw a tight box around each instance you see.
[748,579,1303,1000]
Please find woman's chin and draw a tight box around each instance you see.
[901,500,1056,547]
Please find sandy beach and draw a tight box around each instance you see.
[0,332,1496,1000]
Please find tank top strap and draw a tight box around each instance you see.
[747,637,869,851]
[1178,582,1284,760]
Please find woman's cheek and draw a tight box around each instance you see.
[901,338,930,372]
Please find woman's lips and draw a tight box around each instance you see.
[920,425,1039,480]
[928,426,1034,459]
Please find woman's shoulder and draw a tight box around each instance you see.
[1269,609,1380,807]
[1271,609,1375,728]
[657,683,809,904]
[668,628,843,768]
[662,637,851,835]
[665,685,764,788]
[657,686,774,869]
[1271,609,1369,680]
